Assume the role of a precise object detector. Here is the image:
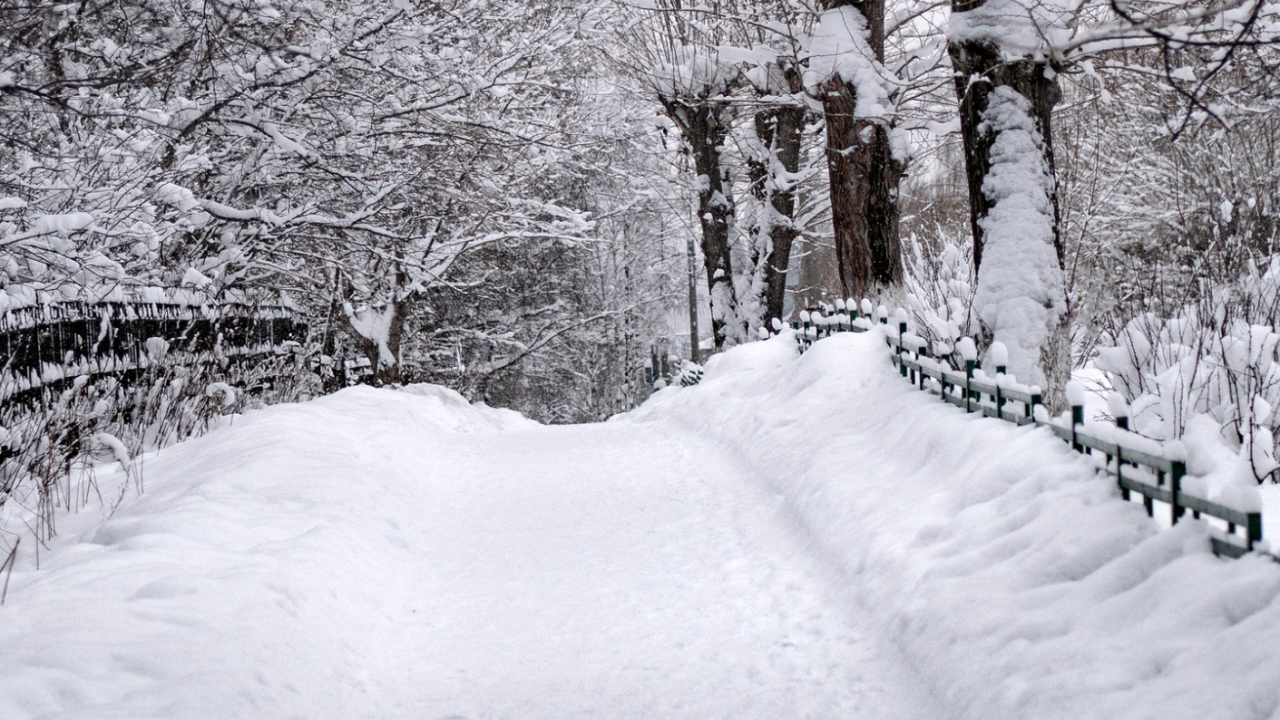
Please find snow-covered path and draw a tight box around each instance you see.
[0,384,938,719]
[405,422,938,718]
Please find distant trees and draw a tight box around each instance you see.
[4,0,1279,423]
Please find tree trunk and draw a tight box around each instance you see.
[819,0,905,301]
[334,272,411,386]
[948,41,1064,270]
[949,0,1070,409]
[662,97,743,352]
[747,64,807,328]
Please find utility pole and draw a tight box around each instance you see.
[686,232,700,364]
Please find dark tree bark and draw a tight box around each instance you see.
[661,97,742,351]
[746,63,807,327]
[818,0,906,301]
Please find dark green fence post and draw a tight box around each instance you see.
[965,359,975,413]
[899,321,908,378]
[1248,513,1263,552]
[1070,403,1084,452]
[1117,447,1129,501]
[1170,461,1185,524]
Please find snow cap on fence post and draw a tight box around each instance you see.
[861,299,873,317]
[771,317,784,333]
[894,307,909,331]
[1065,380,1087,411]
[989,341,1009,375]
[877,305,888,324]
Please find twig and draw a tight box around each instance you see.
[1,539,20,604]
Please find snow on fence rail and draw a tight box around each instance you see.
[788,301,1266,561]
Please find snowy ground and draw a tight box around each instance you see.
[4,331,1280,719]
[0,380,938,719]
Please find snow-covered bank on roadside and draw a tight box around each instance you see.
[0,385,535,719]
[628,330,1280,720]
[5,330,1280,720]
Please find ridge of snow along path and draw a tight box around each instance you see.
[3,331,1280,719]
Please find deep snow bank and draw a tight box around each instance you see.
[0,384,535,719]
[627,330,1280,720]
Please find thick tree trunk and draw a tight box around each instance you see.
[948,41,1064,270]
[662,98,742,352]
[819,0,905,301]
[747,65,807,328]
[949,1,1070,409]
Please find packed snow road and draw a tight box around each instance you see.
[0,383,940,719]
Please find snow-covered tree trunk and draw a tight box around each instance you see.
[746,63,807,329]
[334,269,411,387]
[662,98,744,351]
[948,2,1070,408]
[813,0,906,300]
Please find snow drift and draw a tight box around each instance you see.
[632,330,1280,720]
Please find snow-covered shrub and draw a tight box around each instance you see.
[1096,257,1280,482]
[903,237,981,372]
[676,360,705,387]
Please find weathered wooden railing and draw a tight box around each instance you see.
[782,302,1266,560]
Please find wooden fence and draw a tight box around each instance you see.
[1,295,303,404]
[787,305,1266,560]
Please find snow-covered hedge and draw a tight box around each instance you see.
[1097,257,1280,483]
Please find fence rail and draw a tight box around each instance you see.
[785,305,1266,561]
